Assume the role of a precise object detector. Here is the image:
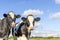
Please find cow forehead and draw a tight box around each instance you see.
[28,16,34,22]
[9,12,14,19]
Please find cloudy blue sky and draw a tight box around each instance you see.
[0,0,60,37]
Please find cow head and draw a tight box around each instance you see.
[21,15,40,30]
[3,11,21,27]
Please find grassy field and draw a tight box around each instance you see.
[8,37,60,40]
[30,37,60,40]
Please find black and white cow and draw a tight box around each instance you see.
[0,11,20,40]
[14,15,40,40]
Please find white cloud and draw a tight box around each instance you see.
[22,9,43,16]
[35,30,40,33]
[35,22,41,27]
[31,30,60,37]
[49,12,60,19]
[54,0,60,4]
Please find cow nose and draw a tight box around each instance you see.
[11,22,16,27]
[28,27,34,30]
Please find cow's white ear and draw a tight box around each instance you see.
[3,14,7,17]
[21,17,27,21]
[34,17,40,21]
[16,15,21,18]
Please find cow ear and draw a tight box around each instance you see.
[16,15,21,18]
[3,14,7,17]
[21,17,27,21]
[34,17,40,21]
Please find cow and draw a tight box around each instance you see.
[13,15,40,40]
[0,11,20,40]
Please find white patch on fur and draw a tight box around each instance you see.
[17,36,27,40]
[9,12,14,19]
[17,37,21,40]
[0,38,3,40]
[28,16,34,27]
[9,28,13,37]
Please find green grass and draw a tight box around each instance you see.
[8,37,60,40]
[30,37,60,40]
[8,37,14,40]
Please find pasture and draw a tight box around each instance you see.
[30,37,60,40]
[8,37,60,40]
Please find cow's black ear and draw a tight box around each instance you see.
[16,15,21,18]
[34,17,40,21]
[21,17,27,21]
[3,14,7,17]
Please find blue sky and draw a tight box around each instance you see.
[0,0,60,36]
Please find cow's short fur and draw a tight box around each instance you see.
[0,11,20,40]
[13,15,40,40]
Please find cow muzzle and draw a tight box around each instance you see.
[11,22,16,27]
[28,27,34,30]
